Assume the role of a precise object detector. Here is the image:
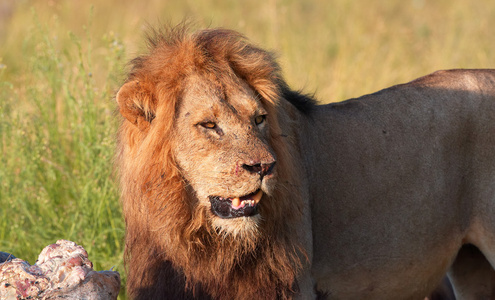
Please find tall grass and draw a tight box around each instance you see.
[2,1,495,299]
[0,6,127,297]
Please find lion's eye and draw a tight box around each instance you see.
[200,122,217,129]
[254,115,266,125]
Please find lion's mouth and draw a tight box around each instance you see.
[209,190,263,219]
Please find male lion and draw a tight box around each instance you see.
[116,26,495,299]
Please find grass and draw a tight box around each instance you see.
[0,4,127,297]
[1,0,495,298]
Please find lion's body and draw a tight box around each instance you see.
[116,26,495,299]
[303,69,495,298]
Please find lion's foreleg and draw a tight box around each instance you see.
[448,244,495,299]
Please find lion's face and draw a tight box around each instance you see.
[172,75,277,234]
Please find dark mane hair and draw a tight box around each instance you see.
[281,86,317,114]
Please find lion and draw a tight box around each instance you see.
[115,25,495,299]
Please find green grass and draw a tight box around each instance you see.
[2,0,495,298]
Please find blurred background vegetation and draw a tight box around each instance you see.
[1,0,495,298]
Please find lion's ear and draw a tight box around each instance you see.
[116,80,156,131]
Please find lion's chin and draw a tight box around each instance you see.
[211,214,262,238]
[209,189,263,219]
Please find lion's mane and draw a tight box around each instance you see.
[116,25,309,299]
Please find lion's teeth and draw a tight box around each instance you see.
[230,191,263,209]
[242,200,255,206]
[232,197,241,207]
[253,190,263,204]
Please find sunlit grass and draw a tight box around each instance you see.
[0,6,127,298]
[1,0,495,299]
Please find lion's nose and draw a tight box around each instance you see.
[242,161,276,178]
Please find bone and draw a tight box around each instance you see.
[0,240,120,300]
